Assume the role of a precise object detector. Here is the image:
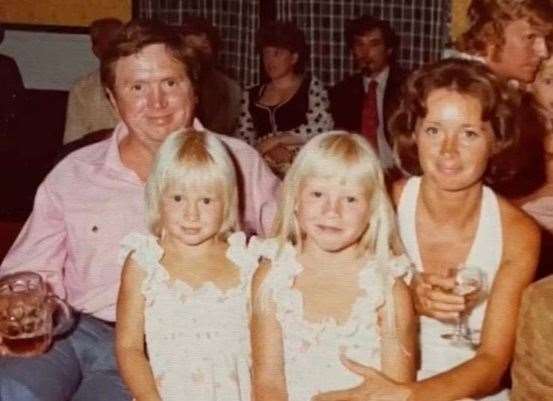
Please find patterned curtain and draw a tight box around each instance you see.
[276,0,451,86]
[137,0,260,87]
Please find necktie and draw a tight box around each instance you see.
[361,80,379,147]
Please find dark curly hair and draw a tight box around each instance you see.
[390,58,545,188]
[256,21,308,74]
[345,15,399,55]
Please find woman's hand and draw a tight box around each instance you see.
[312,355,412,401]
[256,135,283,155]
[411,272,466,322]
[256,132,307,155]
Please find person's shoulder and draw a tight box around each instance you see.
[332,73,362,91]
[217,132,258,154]
[391,178,409,207]
[0,53,18,68]
[70,69,100,91]
[51,133,112,175]
[213,69,241,89]
[497,195,541,253]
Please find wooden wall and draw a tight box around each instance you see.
[0,0,132,28]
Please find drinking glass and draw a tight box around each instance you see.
[0,271,74,357]
[441,265,485,348]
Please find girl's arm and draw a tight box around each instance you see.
[251,260,288,401]
[380,279,417,383]
[116,256,162,401]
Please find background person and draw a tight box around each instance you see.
[63,18,122,144]
[179,15,242,136]
[454,0,552,84]
[234,21,333,177]
[330,15,407,172]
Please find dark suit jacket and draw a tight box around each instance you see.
[0,54,25,140]
[329,65,408,146]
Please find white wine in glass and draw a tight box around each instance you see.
[441,265,485,348]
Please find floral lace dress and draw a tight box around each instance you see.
[120,232,257,401]
[250,238,410,401]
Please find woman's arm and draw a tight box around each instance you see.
[407,201,541,400]
[234,89,257,146]
[313,201,541,401]
[289,76,334,140]
[251,261,288,401]
[380,279,417,383]
[116,256,162,401]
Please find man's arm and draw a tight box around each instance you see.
[219,135,280,237]
[1,179,67,298]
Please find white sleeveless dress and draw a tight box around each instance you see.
[251,237,410,401]
[397,177,508,401]
[119,231,256,401]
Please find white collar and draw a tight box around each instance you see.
[363,66,389,92]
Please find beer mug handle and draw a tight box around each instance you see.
[49,296,74,336]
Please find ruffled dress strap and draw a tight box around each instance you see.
[119,232,167,297]
[248,236,302,310]
[225,231,259,288]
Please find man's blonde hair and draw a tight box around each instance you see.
[456,0,553,57]
[145,129,239,238]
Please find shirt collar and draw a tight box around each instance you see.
[363,66,389,92]
[105,118,207,173]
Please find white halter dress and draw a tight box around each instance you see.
[119,231,256,401]
[251,237,410,401]
[397,177,508,401]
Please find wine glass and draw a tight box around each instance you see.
[441,265,485,348]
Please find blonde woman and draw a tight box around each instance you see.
[116,130,255,401]
[250,131,416,401]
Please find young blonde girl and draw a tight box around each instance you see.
[116,130,255,401]
[250,131,416,401]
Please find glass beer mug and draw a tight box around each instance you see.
[0,271,74,357]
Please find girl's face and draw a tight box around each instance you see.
[296,176,372,253]
[160,184,224,246]
[532,66,553,115]
[262,46,298,80]
[415,88,495,192]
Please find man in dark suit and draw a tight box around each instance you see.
[330,15,406,172]
[0,26,25,144]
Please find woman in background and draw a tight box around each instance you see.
[234,21,333,177]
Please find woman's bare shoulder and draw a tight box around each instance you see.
[497,196,541,271]
[497,196,540,240]
[391,178,408,207]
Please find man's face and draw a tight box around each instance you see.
[107,43,196,152]
[486,19,549,83]
[351,28,391,76]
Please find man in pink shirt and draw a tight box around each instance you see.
[0,20,279,401]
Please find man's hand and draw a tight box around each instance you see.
[311,355,412,401]
[411,272,465,322]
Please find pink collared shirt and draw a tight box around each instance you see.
[1,120,280,321]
